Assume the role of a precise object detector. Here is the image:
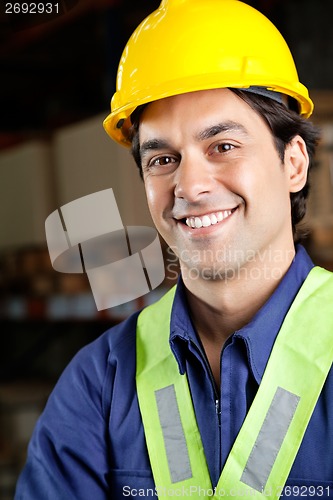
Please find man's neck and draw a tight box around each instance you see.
[185,274,281,345]
[181,247,296,381]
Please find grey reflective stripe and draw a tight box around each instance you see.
[155,385,192,483]
[241,386,300,492]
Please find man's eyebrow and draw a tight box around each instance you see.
[140,139,171,159]
[196,121,249,141]
[139,121,248,158]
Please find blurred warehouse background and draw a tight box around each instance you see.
[1,0,333,497]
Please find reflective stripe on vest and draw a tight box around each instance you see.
[136,266,333,498]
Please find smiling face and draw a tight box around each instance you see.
[138,88,307,282]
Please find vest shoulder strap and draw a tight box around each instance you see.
[136,267,333,499]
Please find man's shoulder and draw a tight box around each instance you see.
[68,287,177,375]
[45,310,142,422]
[302,265,333,297]
[73,309,141,371]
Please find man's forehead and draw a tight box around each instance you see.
[141,88,234,114]
[138,89,256,142]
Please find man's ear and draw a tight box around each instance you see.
[285,135,309,193]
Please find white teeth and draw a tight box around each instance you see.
[202,215,211,227]
[210,214,218,225]
[194,217,203,228]
[185,210,234,229]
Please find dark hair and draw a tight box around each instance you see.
[130,105,147,178]
[130,90,320,241]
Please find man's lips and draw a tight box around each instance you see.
[175,208,238,229]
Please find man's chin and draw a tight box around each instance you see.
[181,262,240,282]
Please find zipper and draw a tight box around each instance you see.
[189,339,221,421]
[188,338,222,483]
[215,398,221,426]
[189,339,221,418]
[189,339,220,395]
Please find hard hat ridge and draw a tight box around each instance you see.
[240,87,283,104]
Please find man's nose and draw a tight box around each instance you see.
[173,154,215,202]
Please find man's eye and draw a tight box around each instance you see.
[212,143,235,153]
[151,156,176,166]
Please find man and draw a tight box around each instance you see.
[15,1,333,499]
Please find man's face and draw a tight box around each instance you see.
[138,88,298,281]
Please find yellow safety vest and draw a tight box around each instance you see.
[136,266,333,499]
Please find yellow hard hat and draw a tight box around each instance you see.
[103,0,314,147]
